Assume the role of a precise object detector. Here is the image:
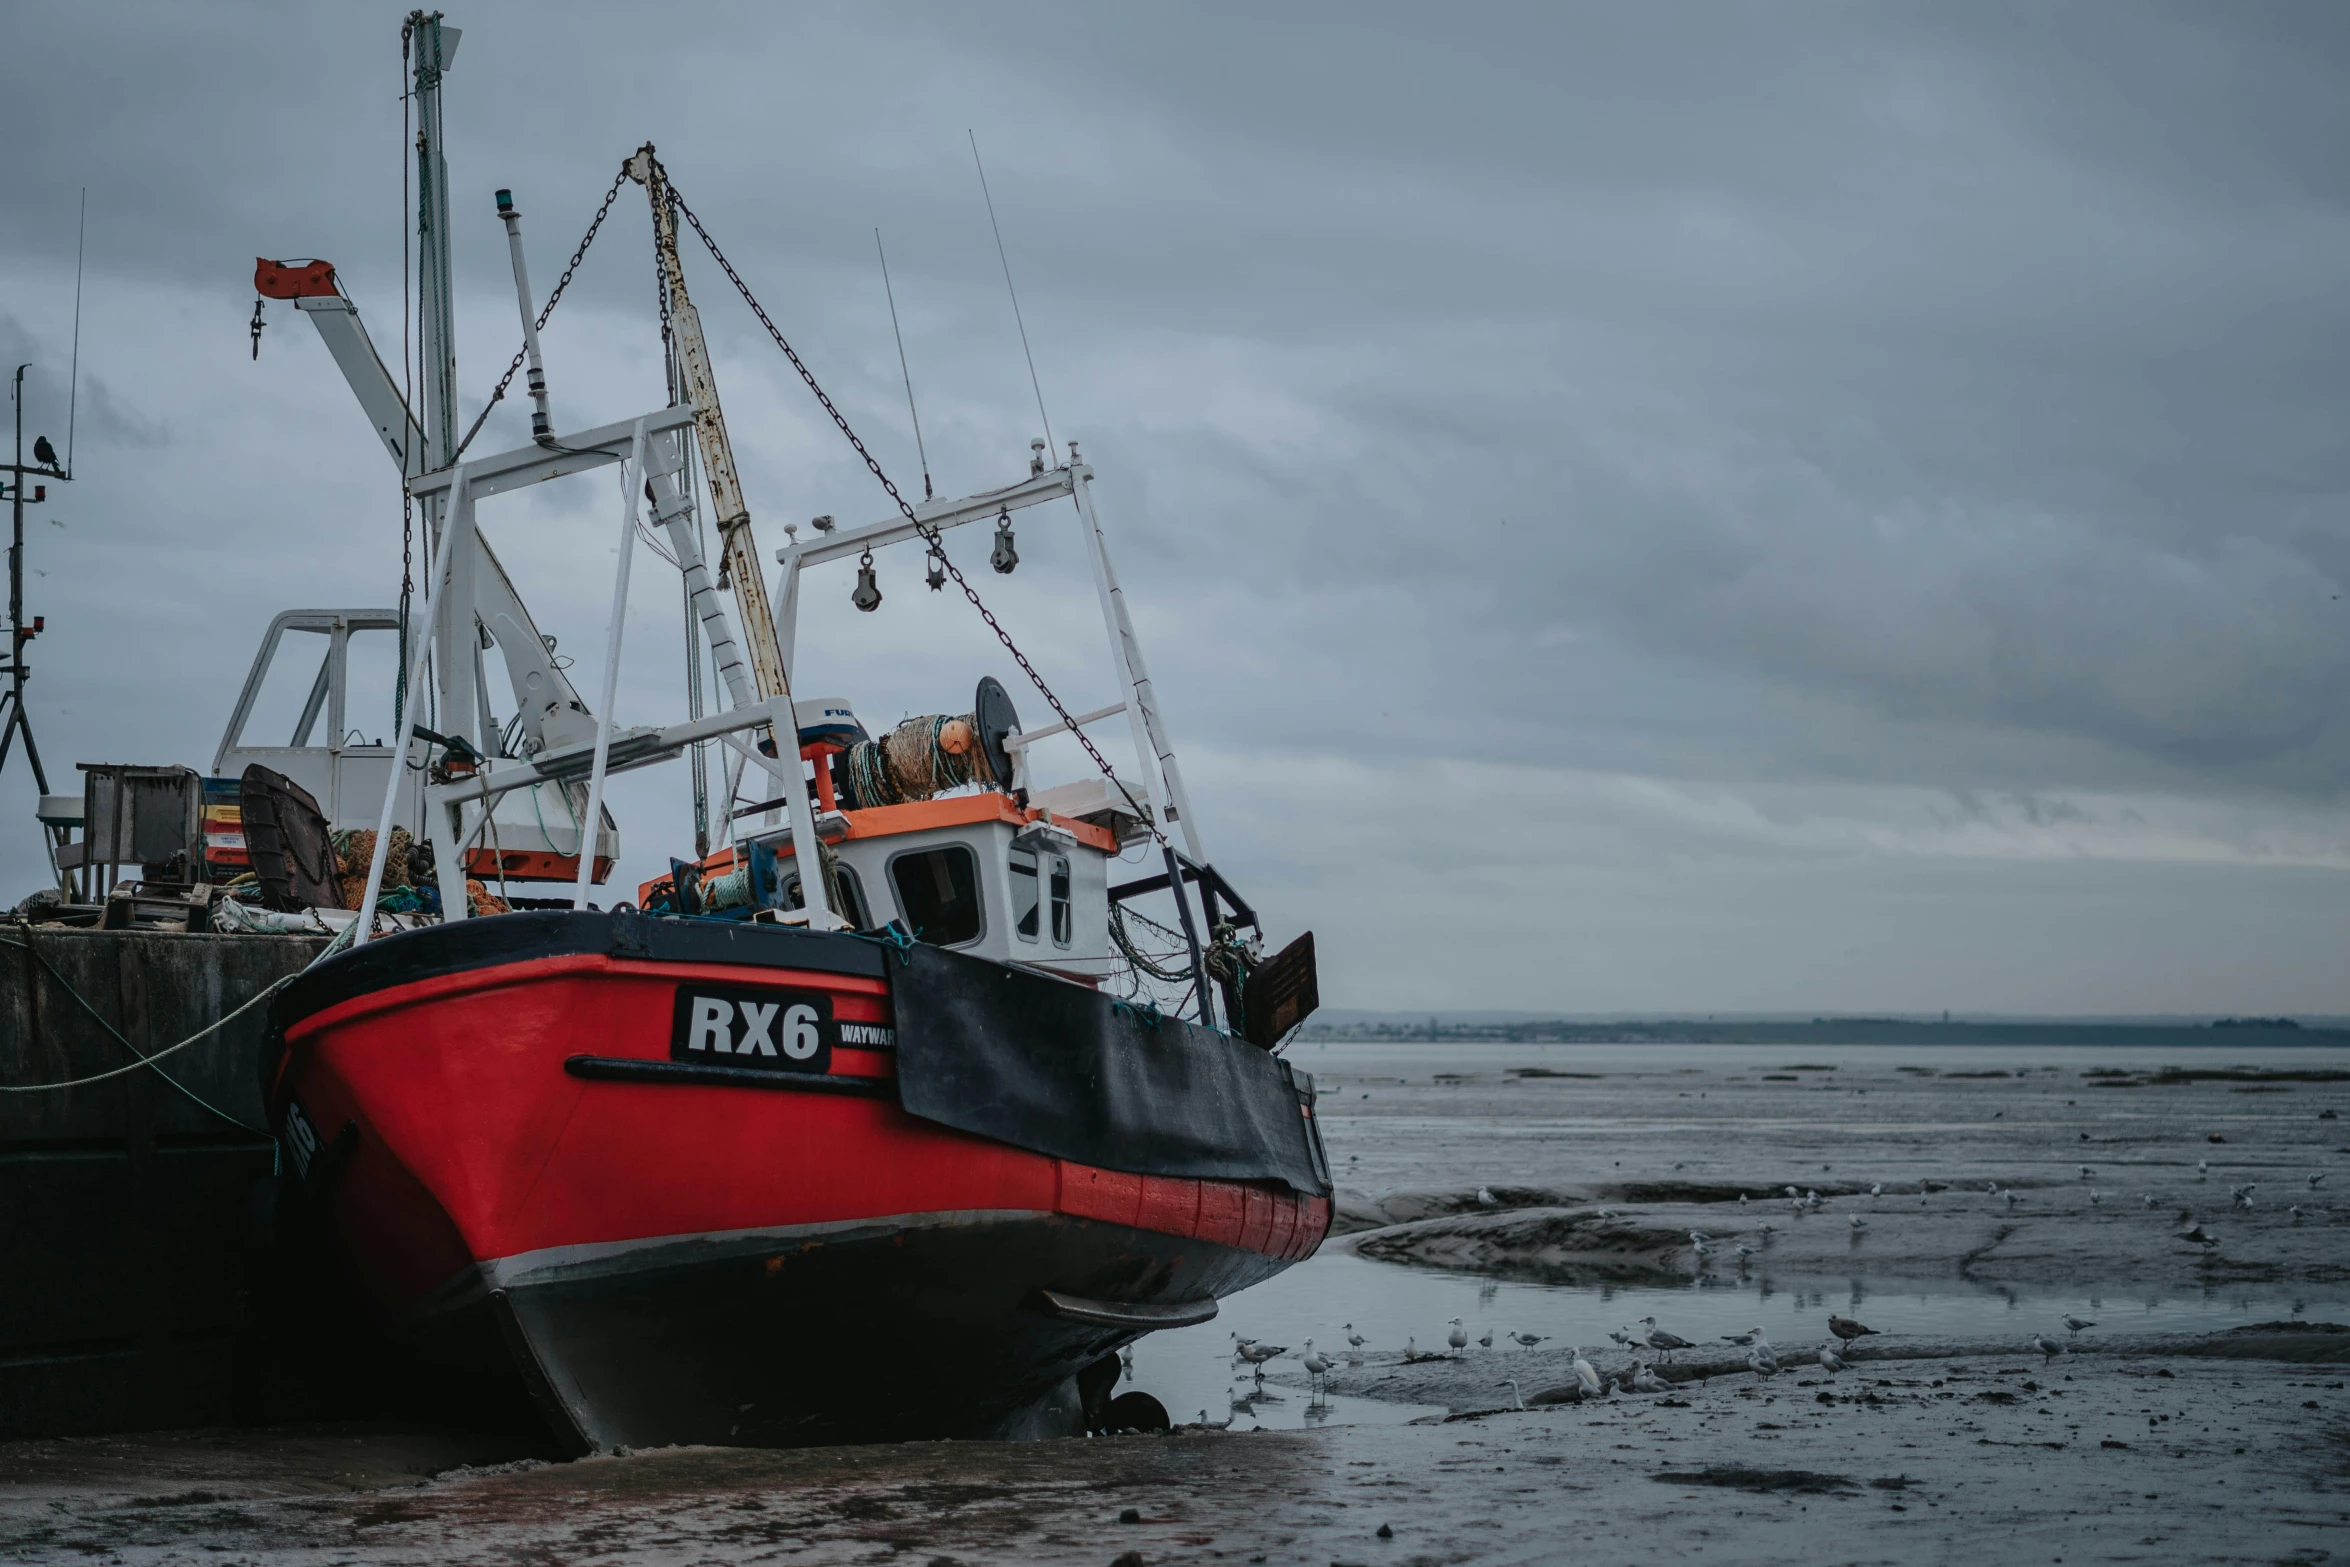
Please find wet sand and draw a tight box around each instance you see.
[5,1048,2346,1564]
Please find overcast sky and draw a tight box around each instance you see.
[3,2,2347,1014]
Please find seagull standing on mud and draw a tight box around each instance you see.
[1479,1327,1494,1349]
[2062,1315,2096,1337]
[1510,1331,1546,1348]
[1818,1345,1847,1373]
[1640,1317,1696,1362]
[1630,1362,1672,1394]
[1344,1323,1366,1351]
[2032,1333,2064,1360]
[1447,1318,1469,1354]
[1828,1314,1878,1345]
[1477,1186,1499,1207]
[2089,1189,2104,1206]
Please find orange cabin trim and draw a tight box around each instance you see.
[838,795,1119,854]
[636,792,1118,905]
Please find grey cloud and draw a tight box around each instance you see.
[1,2,2346,1008]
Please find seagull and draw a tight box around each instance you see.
[1300,1339,1333,1395]
[1689,1230,1713,1243]
[1639,1316,1696,1362]
[1238,1341,1287,1378]
[1447,1318,1469,1353]
[1785,1186,1801,1199]
[1607,1327,1635,1348]
[1630,1362,1672,1394]
[2311,1174,2328,1191]
[2004,1190,2023,1210]
[1756,1222,1776,1238]
[1818,1345,1847,1373]
[1828,1314,1878,1344]
[1747,1345,1777,1378]
[1496,1379,1525,1410]
[1344,1323,1367,1351]
[2291,1205,2307,1223]
[1596,1208,1618,1221]
[2089,1189,2104,1206]
[2176,1217,2217,1247]
[1228,1333,1256,1363]
[2031,1333,2064,1360]
[32,435,58,468]
[2062,1315,2095,1337]
[1735,1243,1757,1263]
[1476,1186,1499,1207]
[2078,1165,2094,1180]
[1738,1193,1749,1208]
[1984,1181,2000,1195]
[2197,1160,2209,1181]
[1869,1182,1884,1197]
[1570,1347,1603,1399]
[1196,1408,1234,1430]
[1721,1327,1766,1346]
[2231,1183,2257,1211]
[1510,1331,1546,1348]
[2143,1194,2159,1209]
[1405,1336,1418,1359]
[1849,1215,1868,1231]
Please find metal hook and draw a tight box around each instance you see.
[249,299,265,361]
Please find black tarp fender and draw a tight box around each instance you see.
[889,942,1331,1197]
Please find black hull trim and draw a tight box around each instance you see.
[441,1210,1285,1453]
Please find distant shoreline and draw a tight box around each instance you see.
[1297,1018,2348,1048]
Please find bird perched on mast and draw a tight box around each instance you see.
[31,435,58,469]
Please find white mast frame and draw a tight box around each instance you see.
[770,447,1204,862]
[352,403,836,942]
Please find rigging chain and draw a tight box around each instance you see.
[450,163,631,463]
[663,180,1166,846]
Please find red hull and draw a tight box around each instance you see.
[268,919,1329,1448]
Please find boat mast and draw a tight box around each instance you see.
[626,147,840,928]
[411,13,459,475]
[626,147,791,710]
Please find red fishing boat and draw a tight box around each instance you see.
[249,16,1325,1452]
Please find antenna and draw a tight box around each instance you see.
[64,189,84,477]
[968,130,1054,458]
[874,228,932,500]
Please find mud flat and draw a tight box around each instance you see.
[4,1046,2345,1563]
[5,1347,2346,1565]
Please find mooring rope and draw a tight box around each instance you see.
[0,914,362,1114]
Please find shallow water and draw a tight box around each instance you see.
[1125,1038,2350,1428]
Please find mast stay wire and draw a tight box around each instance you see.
[968,131,1053,459]
[662,181,1166,849]
[874,227,932,501]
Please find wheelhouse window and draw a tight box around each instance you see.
[1048,855,1072,947]
[890,845,983,946]
[1010,847,1041,942]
